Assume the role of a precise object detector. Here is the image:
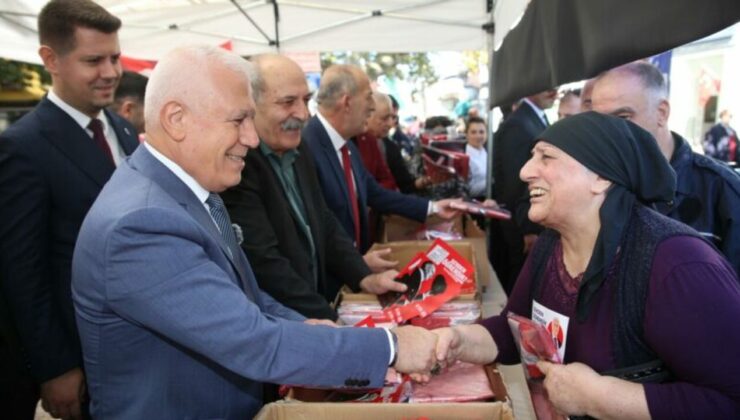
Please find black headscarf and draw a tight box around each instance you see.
[536,112,676,319]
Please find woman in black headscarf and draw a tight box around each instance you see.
[433,112,740,419]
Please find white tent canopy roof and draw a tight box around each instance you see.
[0,0,529,63]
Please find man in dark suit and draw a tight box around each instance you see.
[0,1,139,418]
[492,89,556,292]
[72,45,438,419]
[221,54,406,320]
[0,292,38,419]
[371,92,430,194]
[303,64,461,255]
[108,71,148,135]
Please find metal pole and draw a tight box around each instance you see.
[485,1,496,201]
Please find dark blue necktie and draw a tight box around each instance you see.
[205,193,239,259]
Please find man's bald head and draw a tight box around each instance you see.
[144,45,253,133]
[315,64,373,139]
[250,54,305,104]
[580,78,596,111]
[592,61,673,159]
[367,91,393,138]
[249,53,312,154]
[316,65,367,108]
[557,90,581,120]
[143,45,259,192]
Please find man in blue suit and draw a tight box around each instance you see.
[72,45,439,419]
[303,65,461,257]
[0,1,139,418]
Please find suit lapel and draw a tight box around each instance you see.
[38,98,115,187]
[254,148,304,232]
[130,146,260,303]
[310,117,353,206]
[520,100,548,131]
[294,145,323,262]
[104,109,139,155]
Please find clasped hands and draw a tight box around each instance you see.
[389,324,494,381]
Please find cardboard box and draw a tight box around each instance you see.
[254,365,513,420]
[254,401,514,420]
[380,215,492,289]
[341,240,480,304]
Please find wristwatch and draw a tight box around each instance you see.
[389,330,399,367]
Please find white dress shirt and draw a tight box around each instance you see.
[47,90,124,166]
[521,97,550,127]
[466,143,488,197]
[315,111,435,216]
[143,142,218,220]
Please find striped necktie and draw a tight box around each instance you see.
[205,193,239,259]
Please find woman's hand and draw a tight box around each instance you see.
[537,361,650,419]
[537,361,600,416]
[433,324,498,366]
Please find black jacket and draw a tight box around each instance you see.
[221,142,372,320]
[0,97,139,382]
[656,133,740,275]
[493,100,547,234]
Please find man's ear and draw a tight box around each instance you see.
[340,93,352,113]
[120,100,135,119]
[657,99,670,128]
[160,101,187,142]
[592,175,612,195]
[38,45,58,75]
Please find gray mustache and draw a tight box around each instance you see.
[281,118,305,131]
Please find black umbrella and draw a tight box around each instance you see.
[490,0,740,106]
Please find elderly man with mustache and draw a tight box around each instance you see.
[220,54,407,321]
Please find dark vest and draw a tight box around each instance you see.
[527,205,701,383]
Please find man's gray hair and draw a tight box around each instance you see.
[372,91,392,109]
[316,65,359,109]
[144,45,254,125]
[600,61,668,104]
[246,54,268,104]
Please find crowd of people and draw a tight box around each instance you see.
[1,0,739,419]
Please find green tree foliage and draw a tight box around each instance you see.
[0,59,50,91]
[320,52,437,89]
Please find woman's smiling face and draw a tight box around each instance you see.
[519,141,604,230]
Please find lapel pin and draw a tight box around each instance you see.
[232,223,244,245]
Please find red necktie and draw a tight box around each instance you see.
[341,144,362,248]
[88,118,115,164]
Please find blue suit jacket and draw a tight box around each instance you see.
[302,115,428,252]
[0,97,139,382]
[72,146,390,419]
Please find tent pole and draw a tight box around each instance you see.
[485,0,496,201]
[230,0,275,46]
[485,0,496,260]
[272,0,280,51]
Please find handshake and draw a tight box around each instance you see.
[391,324,496,377]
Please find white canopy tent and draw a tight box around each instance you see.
[0,0,529,64]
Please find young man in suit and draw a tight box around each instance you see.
[71,45,439,419]
[302,64,461,256]
[0,1,139,418]
[108,71,148,135]
[221,54,406,320]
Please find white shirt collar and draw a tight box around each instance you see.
[522,98,548,126]
[316,110,347,152]
[47,89,110,134]
[143,142,210,206]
